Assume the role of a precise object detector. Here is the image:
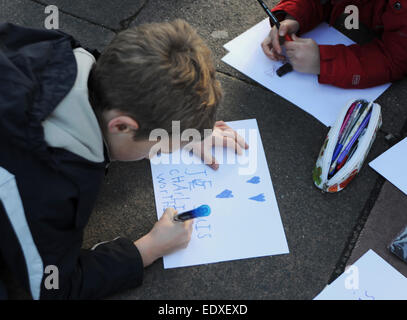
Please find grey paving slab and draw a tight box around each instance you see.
[84,73,390,300]
[35,0,147,31]
[0,0,115,51]
[375,78,407,136]
[347,181,407,278]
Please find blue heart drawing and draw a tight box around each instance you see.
[249,194,266,202]
[216,189,234,199]
[247,176,260,184]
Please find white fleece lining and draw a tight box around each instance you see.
[42,48,105,163]
[0,167,44,300]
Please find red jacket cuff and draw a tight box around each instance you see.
[271,4,308,34]
[318,45,340,85]
[268,10,287,28]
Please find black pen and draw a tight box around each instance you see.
[256,0,293,43]
[256,0,294,77]
[256,0,281,28]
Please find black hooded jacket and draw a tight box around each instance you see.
[0,23,144,300]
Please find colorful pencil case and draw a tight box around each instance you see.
[313,99,382,193]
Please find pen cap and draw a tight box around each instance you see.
[313,99,382,193]
[195,205,211,216]
[174,204,212,222]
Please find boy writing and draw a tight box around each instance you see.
[0,20,247,299]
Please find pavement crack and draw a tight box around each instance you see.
[118,0,150,31]
[216,70,267,91]
[328,175,386,284]
[401,118,407,138]
[29,0,117,33]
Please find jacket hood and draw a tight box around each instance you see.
[42,48,105,163]
[0,23,79,162]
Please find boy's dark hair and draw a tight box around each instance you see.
[88,19,222,139]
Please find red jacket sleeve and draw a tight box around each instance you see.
[271,0,332,34]
[319,17,407,88]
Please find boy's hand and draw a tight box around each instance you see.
[134,208,193,267]
[285,34,320,74]
[261,16,300,61]
[192,121,249,170]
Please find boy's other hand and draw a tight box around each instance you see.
[261,17,300,61]
[134,208,193,267]
[285,34,320,74]
[192,121,249,171]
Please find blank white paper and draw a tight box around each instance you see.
[222,19,391,126]
[369,137,407,195]
[150,119,289,269]
[314,250,407,300]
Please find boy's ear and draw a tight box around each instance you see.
[107,116,140,134]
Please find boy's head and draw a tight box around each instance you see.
[89,19,223,161]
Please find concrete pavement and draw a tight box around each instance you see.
[348,181,407,278]
[0,0,406,299]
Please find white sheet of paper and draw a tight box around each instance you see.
[369,137,407,195]
[150,119,289,269]
[314,250,407,300]
[222,19,391,126]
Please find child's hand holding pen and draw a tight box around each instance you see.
[134,208,193,267]
[285,34,321,75]
[261,15,321,75]
[261,16,299,61]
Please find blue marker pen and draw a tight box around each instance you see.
[330,102,362,165]
[173,205,211,222]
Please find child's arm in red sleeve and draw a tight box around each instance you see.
[271,0,332,33]
[318,24,407,88]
